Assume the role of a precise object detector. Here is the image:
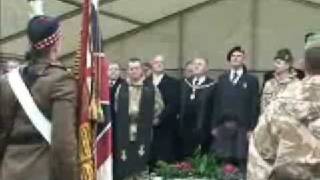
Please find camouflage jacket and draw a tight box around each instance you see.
[261,72,298,113]
[248,75,320,180]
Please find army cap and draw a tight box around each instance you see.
[274,48,293,64]
[27,15,61,50]
[305,33,320,50]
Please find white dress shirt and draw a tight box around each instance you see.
[192,75,206,85]
[152,73,164,86]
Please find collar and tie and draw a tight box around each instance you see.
[193,76,206,86]
[110,80,116,87]
[232,71,238,81]
[194,79,200,85]
[231,71,240,84]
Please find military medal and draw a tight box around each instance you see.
[243,82,247,89]
[138,145,145,157]
[190,88,196,100]
[129,123,138,142]
[121,150,127,161]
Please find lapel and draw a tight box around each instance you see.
[236,73,249,89]
[114,78,122,87]
[223,71,233,85]
[202,76,213,85]
[236,72,244,84]
[157,74,167,89]
[228,69,245,86]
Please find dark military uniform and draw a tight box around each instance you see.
[0,61,78,180]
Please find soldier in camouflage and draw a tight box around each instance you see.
[247,34,320,180]
[261,48,299,112]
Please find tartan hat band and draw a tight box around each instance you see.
[33,29,62,50]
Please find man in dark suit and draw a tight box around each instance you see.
[179,57,216,159]
[148,55,180,165]
[211,46,259,174]
[109,62,124,121]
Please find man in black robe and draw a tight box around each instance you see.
[179,57,216,159]
[148,55,180,166]
[113,58,164,180]
[211,46,259,174]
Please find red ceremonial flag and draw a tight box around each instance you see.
[76,0,113,180]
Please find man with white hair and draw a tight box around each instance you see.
[148,55,179,165]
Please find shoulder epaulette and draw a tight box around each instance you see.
[45,62,74,78]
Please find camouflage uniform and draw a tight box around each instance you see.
[261,71,298,112]
[247,76,320,180]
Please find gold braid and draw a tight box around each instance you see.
[72,38,82,80]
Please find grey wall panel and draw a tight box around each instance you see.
[0,37,28,55]
[103,18,180,69]
[255,0,320,70]
[0,0,76,38]
[101,0,208,23]
[2,0,320,76]
[103,0,320,73]
[182,0,253,69]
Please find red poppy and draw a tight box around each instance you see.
[223,164,239,174]
[175,162,193,171]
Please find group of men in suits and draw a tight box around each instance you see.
[107,45,260,179]
[179,46,259,175]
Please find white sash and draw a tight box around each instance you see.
[7,68,51,144]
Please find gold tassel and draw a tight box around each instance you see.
[88,97,98,121]
[72,42,82,80]
[97,103,104,123]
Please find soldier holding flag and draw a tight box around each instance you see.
[0,15,78,180]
